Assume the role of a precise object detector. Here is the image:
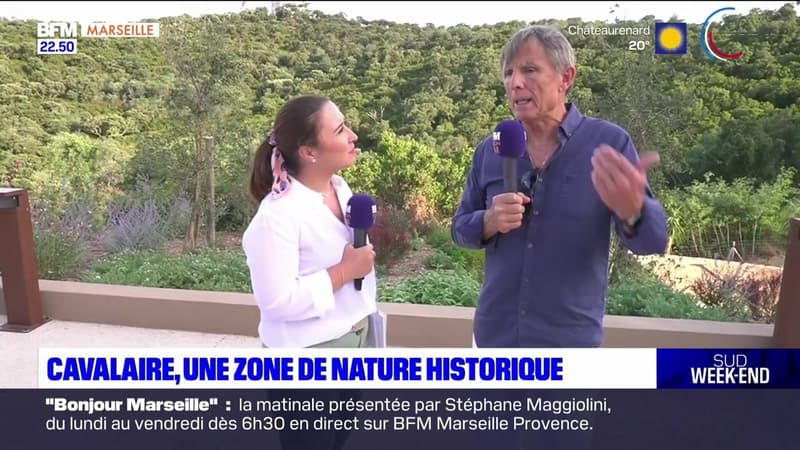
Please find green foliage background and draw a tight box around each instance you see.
[2,3,799,260]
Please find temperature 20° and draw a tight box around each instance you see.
[628,40,650,51]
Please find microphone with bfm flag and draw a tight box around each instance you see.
[493,119,527,192]
[345,193,377,291]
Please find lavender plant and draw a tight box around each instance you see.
[99,199,167,254]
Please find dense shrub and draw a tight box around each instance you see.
[690,264,782,323]
[663,167,799,259]
[607,257,748,322]
[83,248,251,293]
[32,201,93,280]
[607,277,742,322]
[423,227,485,279]
[344,130,471,223]
[34,226,88,280]
[379,269,481,307]
[99,199,167,254]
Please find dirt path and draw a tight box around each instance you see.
[381,246,437,285]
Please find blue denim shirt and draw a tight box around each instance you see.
[452,103,668,348]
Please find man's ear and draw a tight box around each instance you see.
[561,66,576,92]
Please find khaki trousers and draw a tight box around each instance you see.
[262,317,370,349]
[309,316,370,348]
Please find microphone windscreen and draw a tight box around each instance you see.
[346,193,377,229]
[493,120,527,158]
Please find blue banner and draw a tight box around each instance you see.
[2,388,800,450]
[657,349,800,388]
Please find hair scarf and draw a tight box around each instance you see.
[268,130,291,198]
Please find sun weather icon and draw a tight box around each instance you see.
[654,22,687,55]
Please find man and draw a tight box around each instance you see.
[452,24,669,348]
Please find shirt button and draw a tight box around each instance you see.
[520,309,527,316]
[533,210,540,216]
[527,243,533,249]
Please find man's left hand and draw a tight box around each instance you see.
[591,144,660,222]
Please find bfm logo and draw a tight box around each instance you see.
[37,22,78,38]
[701,7,744,62]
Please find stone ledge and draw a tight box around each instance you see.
[0,280,775,348]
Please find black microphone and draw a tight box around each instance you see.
[345,193,377,291]
[493,120,527,192]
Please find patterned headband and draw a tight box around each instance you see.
[268,130,291,198]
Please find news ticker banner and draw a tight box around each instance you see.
[36,348,800,389]
[3,389,800,450]
[36,21,159,55]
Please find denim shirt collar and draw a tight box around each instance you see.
[558,102,584,142]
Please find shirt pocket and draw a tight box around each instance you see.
[553,173,598,221]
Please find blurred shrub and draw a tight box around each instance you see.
[738,271,782,322]
[691,263,782,323]
[369,199,415,267]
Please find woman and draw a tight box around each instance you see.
[242,95,377,450]
[243,94,377,350]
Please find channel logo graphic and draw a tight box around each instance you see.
[654,22,687,55]
[701,7,744,61]
[36,21,159,55]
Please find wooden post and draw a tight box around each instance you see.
[0,188,49,332]
[772,218,800,347]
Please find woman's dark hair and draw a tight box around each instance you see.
[249,94,330,203]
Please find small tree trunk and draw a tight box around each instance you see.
[204,136,216,247]
[184,138,203,251]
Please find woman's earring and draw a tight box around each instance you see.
[312,158,317,163]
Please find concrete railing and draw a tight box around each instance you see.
[0,279,775,348]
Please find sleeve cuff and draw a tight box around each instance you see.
[299,270,337,319]
[458,210,498,249]
[618,196,669,254]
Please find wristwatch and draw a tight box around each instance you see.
[623,207,643,235]
[625,212,642,229]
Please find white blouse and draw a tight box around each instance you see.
[242,174,377,348]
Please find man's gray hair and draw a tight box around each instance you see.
[500,25,576,74]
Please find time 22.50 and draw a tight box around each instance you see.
[37,39,77,54]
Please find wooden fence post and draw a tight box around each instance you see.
[772,218,800,347]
